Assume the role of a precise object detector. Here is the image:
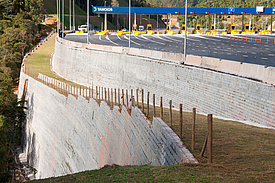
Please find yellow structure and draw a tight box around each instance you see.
[192,24,203,34]
[241,24,255,34]
[133,24,137,31]
[178,24,189,34]
[146,24,155,35]
[227,24,239,34]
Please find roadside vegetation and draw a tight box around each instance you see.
[0,0,45,182]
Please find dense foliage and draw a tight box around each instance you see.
[0,0,43,181]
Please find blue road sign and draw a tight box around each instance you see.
[272,7,275,12]
[228,7,235,12]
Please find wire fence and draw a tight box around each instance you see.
[23,68,213,162]
[21,28,214,162]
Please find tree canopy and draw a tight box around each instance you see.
[0,0,43,181]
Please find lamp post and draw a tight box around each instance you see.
[183,0,187,63]
[129,0,131,49]
[87,0,89,46]
[56,0,59,34]
[104,1,107,31]
[73,0,75,30]
[62,0,64,38]
[69,0,71,30]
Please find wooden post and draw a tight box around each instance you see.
[131,89,134,107]
[104,88,107,101]
[115,88,117,105]
[169,100,172,128]
[207,114,213,164]
[118,88,120,106]
[111,88,113,108]
[142,89,144,112]
[200,137,207,158]
[153,94,155,117]
[101,87,103,100]
[98,86,100,99]
[147,92,149,117]
[89,87,90,98]
[180,104,183,139]
[108,88,110,103]
[122,89,124,105]
[96,86,98,100]
[92,85,93,98]
[160,97,163,119]
[192,108,196,150]
[80,86,82,96]
[136,89,139,108]
[126,89,128,107]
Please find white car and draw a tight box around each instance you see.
[78,24,92,31]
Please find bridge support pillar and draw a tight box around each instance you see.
[271,15,273,34]
[242,14,244,32]
[134,13,136,27]
[249,14,252,30]
[214,14,216,30]
[169,13,172,30]
[104,13,107,31]
[208,15,211,30]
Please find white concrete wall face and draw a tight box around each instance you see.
[53,39,275,129]
[17,72,197,179]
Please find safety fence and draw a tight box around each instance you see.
[23,67,214,163]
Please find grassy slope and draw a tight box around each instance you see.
[24,32,275,182]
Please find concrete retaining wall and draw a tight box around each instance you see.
[18,72,197,179]
[53,38,275,129]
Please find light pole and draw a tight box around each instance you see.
[56,0,59,33]
[104,1,107,31]
[129,0,131,49]
[87,0,89,46]
[183,0,187,63]
[73,0,75,30]
[62,0,64,38]
[69,0,71,30]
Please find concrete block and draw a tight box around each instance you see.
[129,48,141,56]
[103,45,112,52]
[112,46,123,53]
[263,67,275,85]
[185,55,202,66]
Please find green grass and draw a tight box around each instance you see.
[24,32,275,183]
[24,33,79,87]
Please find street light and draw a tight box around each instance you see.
[87,0,89,46]
[104,1,107,31]
[129,0,131,49]
[183,0,187,63]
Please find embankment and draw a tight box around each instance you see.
[53,37,275,129]
[17,72,197,179]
